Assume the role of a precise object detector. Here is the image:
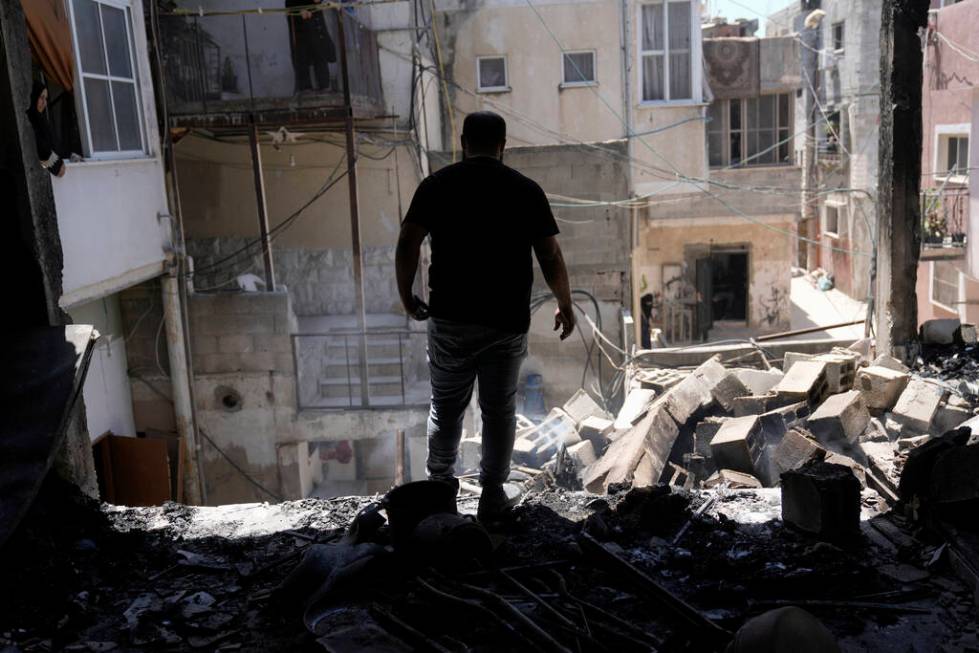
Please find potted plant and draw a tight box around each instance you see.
[924,211,946,245]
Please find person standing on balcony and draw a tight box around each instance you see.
[25,82,75,178]
[286,0,336,93]
[395,111,575,525]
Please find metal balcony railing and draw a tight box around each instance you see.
[292,329,430,410]
[159,3,384,121]
[921,186,969,257]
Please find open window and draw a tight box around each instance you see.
[476,56,509,93]
[706,94,792,167]
[935,129,970,185]
[832,21,845,54]
[67,0,146,158]
[823,201,847,239]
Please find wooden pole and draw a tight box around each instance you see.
[248,119,276,291]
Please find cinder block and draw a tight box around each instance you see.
[709,415,764,476]
[710,369,752,413]
[614,389,656,430]
[774,360,829,405]
[773,428,826,475]
[253,334,294,354]
[579,416,613,444]
[733,393,775,417]
[813,352,859,392]
[664,361,716,425]
[807,390,870,444]
[759,401,810,441]
[562,389,610,427]
[192,335,219,355]
[856,366,910,411]
[933,402,972,434]
[891,379,946,434]
[734,368,784,395]
[872,354,909,373]
[695,416,725,457]
[703,469,762,489]
[781,462,861,540]
[824,451,866,488]
[782,352,814,373]
[566,439,598,471]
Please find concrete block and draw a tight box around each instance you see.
[773,428,826,475]
[824,452,866,488]
[856,366,910,411]
[512,436,537,466]
[960,323,977,344]
[459,436,481,473]
[218,334,254,354]
[734,368,784,395]
[704,469,762,489]
[709,415,764,476]
[891,379,946,434]
[759,401,810,441]
[933,402,972,434]
[774,360,828,405]
[782,351,814,373]
[614,388,656,430]
[562,389,610,427]
[635,367,684,392]
[733,393,776,417]
[807,390,871,444]
[920,318,961,345]
[664,361,715,425]
[695,416,725,457]
[781,462,861,540]
[579,416,613,444]
[813,352,859,392]
[872,354,909,373]
[192,335,219,355]
[710,369,752,413]
[567,439,598,471]
[253,334,294,354]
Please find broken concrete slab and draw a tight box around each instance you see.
[773,360,829,405]
[891,379,947,434]
[824,451,867,488]
[933,401,972,435]
[856,365,910,412]
[703,469,762,489]
[614,389,656,430]
[734,368,784,395]
[920,318,961,345]
[807,390,871,444]
[562,389,610,427]
[960,323,978,345]
[781,461,861,541]
[709,415,764,477]
[566,439,598,474]
[584,402,679,493]
[773,428,826,475]
[872,354,909,373]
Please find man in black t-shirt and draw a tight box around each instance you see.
[396,111,574,523]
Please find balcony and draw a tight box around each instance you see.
[921,186,969,260]
[159,2,384,127]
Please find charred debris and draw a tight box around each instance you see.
[2,320,979,652]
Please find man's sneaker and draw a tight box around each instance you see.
[477,483,519,524]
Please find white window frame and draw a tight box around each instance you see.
[476,55,510,93]
[831,21,845,54]
[637,0,700,106]
[706,94,793,168]
[929,261,963,314]
[933,124,970,185]
[67,0,147,160]
[822,200,846,239]
[560,50,597,88]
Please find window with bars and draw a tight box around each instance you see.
[68,0,145,158]
[832,22,845,53]
[639,0,692,102]
[476,56,508,92]
[706,94,792,167]
[562,51,596,86]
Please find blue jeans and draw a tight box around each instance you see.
[426,318,528,487]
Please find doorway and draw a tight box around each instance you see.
[693,246,750,341]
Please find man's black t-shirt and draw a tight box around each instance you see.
[404,157,559,334]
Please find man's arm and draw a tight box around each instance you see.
[395,222,430,320]
[533,235,574,340]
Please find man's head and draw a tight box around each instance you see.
[461,111,506,160]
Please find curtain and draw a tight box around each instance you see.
[22,0,76,91]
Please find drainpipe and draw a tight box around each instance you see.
[619,0,633,154]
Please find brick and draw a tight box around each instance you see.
[807,390,870,444]
[891,379,946,434]
[774,360,828,405]
[218,334,254,354]
[704,469,762,489]
[773,428,826,475]
[734,368,784,395]
[856,365,910,412]
[709,415,764,476]
[781,462,861,541]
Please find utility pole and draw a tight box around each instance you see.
[875,0,929,361]
[336,9,371,407]
[800,7,822,270]
[248,119,277,291]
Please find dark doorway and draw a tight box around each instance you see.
[709,251,749,322]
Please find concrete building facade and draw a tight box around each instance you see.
[916,0,979,327]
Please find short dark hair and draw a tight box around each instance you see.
[462,111,506,153]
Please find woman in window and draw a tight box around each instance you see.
[25,82,75,178]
